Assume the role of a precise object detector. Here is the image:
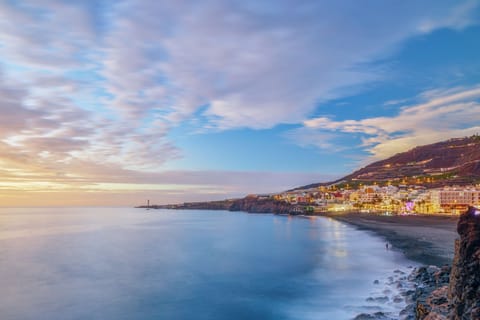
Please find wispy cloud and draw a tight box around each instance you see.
[383,98,411,107]
[299,85,480,160]
[97,0,480,129]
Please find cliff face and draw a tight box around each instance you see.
[229,197,292,214]
[151,197,293,214]
[448,206,480,319]
[414,206,480,320]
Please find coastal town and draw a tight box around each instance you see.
[259,184,480,215]
[252,136,480,216]
[146,136,480,217]
[150,183,480,216]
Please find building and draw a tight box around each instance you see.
[430,187,480,213]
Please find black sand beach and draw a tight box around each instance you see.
[324,213,458,266]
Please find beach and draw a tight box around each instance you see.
[324,213,458,266]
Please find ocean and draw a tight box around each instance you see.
[0,208,416,320]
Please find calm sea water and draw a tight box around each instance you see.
[0,208,415,320]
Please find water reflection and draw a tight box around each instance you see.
[0,208,414,320]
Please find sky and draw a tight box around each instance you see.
[0,0,479,206]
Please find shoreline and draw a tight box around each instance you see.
[146,209,460,318]
[274,211,455,319]
[323,212,458,267]
[153,207,458,266]
[151,206,459,267]
[319,212,459,319]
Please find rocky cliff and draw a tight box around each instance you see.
[229,197,292,214]
[415,206,480,320]
[448,206,480,319]
[147,196,294,214]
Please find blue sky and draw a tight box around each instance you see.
[0,0,479,205]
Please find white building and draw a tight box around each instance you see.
[430,187,480,210]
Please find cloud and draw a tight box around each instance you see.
[1,0,477,139]
[298,85,480,160]
[0,0,98,70]
[0,1,478,205]
[284,130,338,151]
[0,158,337,205]
[0,1,177,173]
[101,0,479,129]
[383,98,411,107]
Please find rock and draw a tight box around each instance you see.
[229,197,293,214]
[366,296,389,304]
[407,262,452,319]
[423,311,448,320]
[400,304,415,316]
[448,206,480,320]
[375,296,389,303]
[409,265,446,288]
[423,286,450,318]
[433,265,451,286]
[373,279,380,284]
[353,311,394,320]
[416,301,430,320]
[415,206,480,320]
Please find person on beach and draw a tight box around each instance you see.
[386,243,389,250]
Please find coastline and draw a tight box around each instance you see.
[143,204,477,319]
[148,204,458,267]
[320,213,459,319]
[323,213,458,267]
[150,206,458,266]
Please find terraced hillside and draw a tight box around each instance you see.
[296,135,480,190]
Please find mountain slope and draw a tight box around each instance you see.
[294,135,480,190]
